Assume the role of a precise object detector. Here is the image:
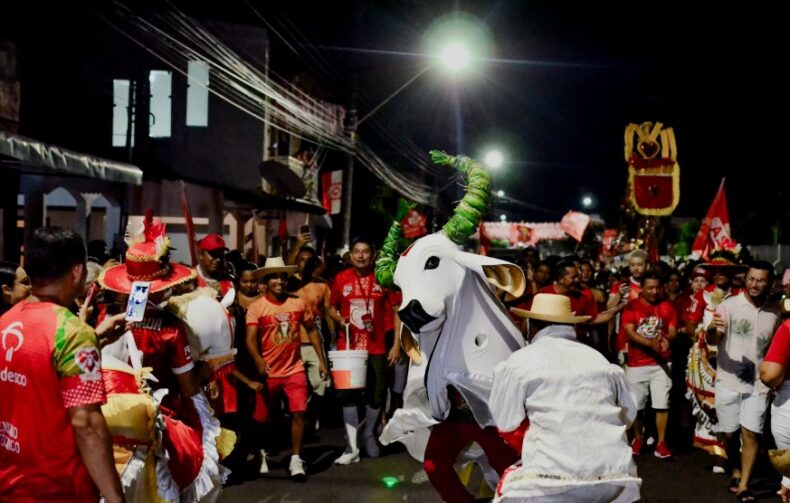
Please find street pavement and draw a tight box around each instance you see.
[219,424,783,502]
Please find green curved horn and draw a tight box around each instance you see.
[375,198,416,288]
[430,150,491,245]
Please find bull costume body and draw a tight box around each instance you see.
[377,152,525,500]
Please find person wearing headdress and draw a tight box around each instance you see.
[490,293,640,502]
[684,250,746,474]
[99,213,227,501]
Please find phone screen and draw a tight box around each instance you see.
[124,281,151,322]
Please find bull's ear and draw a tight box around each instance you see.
[454,251,526,299]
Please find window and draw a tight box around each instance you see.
[186,60,209,126]
[112,79,134,147]
[148,70,172,138]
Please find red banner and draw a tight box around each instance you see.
[321,171,343,215]
[691,179,736,259]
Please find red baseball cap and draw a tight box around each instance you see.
[198,234,227,252]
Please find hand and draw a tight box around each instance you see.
[95,313,128,347]
[206,380,219,400]
[388,344,402,367]
[255,360,268,377]
[78,304,94,324]
[319,361,329,380]
[619,283,631,298]
[778,484,790,503]
[710,312,726,332]
[656,337,670,354]
[247,380,265,392]
[295,232,312,247]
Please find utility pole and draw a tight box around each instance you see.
[342,103,357,248]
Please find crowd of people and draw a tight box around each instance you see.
[3,220,790,502]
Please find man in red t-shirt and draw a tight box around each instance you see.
[0,228,125,502]
[328,237,392,464]
[622,272,677,459]
[609,249,649,355]
[246,257,327,482]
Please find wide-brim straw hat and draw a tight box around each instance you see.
[253,257,297,280]
[698,257,747,271]
[511,293,591,324]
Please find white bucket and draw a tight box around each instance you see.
[328,350,368,389]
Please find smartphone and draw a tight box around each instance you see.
[300,224,311,235]
[124,281,151,322]
[82,283,99,311]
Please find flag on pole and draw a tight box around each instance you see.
[180,181,198,267]
[691,179,736,259]
[560,211,591,242]
[321,170,343,215]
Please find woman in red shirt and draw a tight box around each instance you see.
[760,319,790,503]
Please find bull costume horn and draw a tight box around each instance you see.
[430,150,492,245]
[375,198,416,288]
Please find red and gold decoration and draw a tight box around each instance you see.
[625,121,680,216]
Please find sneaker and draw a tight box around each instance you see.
[363,433,380,458]
[712,466,726,474]
[314,419,320,432]
[258,449,269,474]
[654,442,672,459]
[289,456,307,482]
[334,449,360,465]
[631,438,643,456]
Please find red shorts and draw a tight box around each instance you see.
[253,372,308,422]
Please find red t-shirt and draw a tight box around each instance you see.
[612,277,642,351]
[330,269,390,354]
[246,294,311,378]
[128,308,195,393]
[0,301,106,501]
[764,320,790,382]
[621,298,676,367]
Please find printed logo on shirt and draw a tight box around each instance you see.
[373,284,382,294]
[75,348,101,382]
[637,316,662,340]
[272,312,296,345]
[349,299,373,331]
[1,321,24,362]
[0,421,20,454]
[343,284,353,297]
[132,318,163,331]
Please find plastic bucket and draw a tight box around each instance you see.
[328,350,368,389]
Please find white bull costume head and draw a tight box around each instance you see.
[376,151,526,436]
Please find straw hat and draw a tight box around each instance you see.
[253,257,297,280]
[510,293,591,324]
[699,250,747,271]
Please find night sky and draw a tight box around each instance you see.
[259,1,786,242]
[5,1,787,243]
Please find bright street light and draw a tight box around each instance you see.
[582,195,594,208]
[499,214,507,222]
[496,189,505,197]
[485,150,504,169]
[439,42,471,71]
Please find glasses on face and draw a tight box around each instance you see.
[206,249,225,260]
[15,279,31,289]
[746,275,769,285]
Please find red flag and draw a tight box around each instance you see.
[180,181,198,267]
[692,179,736,259]
[321,170,343,214]
[560,211,591,242]
[401,209,427,239]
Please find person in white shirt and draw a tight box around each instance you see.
[706,260,781,502]
[490,293,640,502]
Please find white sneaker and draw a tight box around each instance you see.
[259,450,269,474]
[315,419,320,432]
[289,456,307,482]
[334,449,360,465]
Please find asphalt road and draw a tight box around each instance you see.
[218,424,783,502]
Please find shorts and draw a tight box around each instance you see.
[715,385,768,434]
[267,372,309,414]
[625,364,672,410]
[300,344,327,396]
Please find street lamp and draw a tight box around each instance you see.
[439,42,471,71]
[485,150,504,169]
[497,189,505,197]
[499,214,507,222]
[582,195,594,209]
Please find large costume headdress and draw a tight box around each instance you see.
[100,211,196,294]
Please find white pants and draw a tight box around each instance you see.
[625,365,671,410]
